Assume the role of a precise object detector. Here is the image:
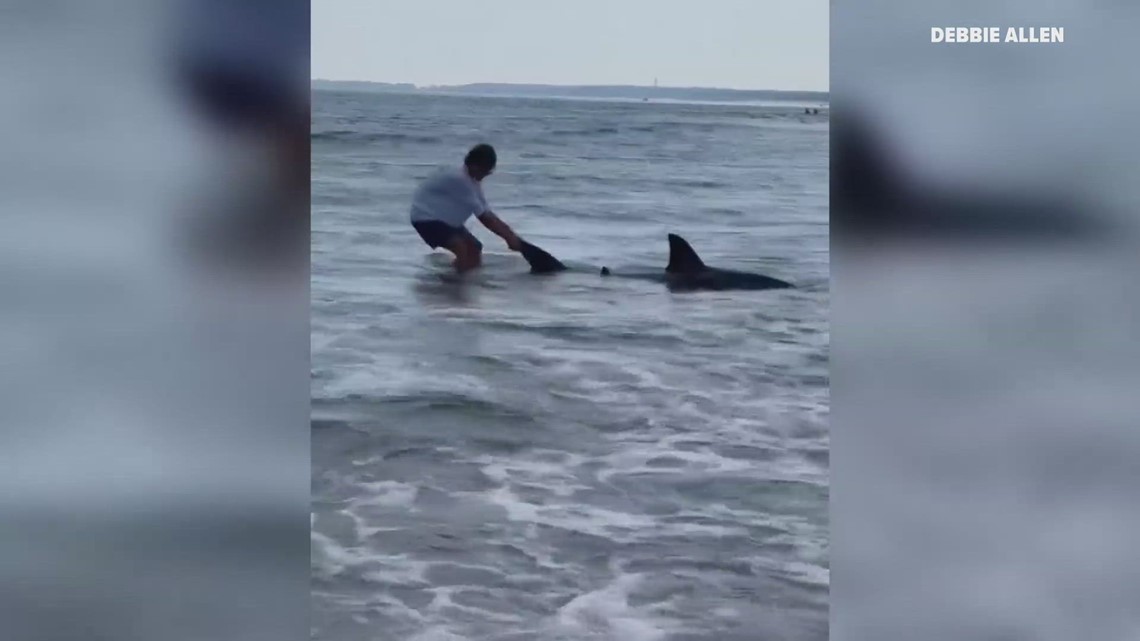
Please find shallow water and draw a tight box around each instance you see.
[311,90,829,640]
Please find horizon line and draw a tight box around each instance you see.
[311,78,829,94]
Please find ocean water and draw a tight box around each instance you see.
[311,90,829,641]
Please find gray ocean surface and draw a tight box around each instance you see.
[311,90,829,641]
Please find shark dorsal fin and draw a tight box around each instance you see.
[666,234,706,273]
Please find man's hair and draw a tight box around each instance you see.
[464,143,497,169]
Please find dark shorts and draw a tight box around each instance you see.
[412,220,483,251]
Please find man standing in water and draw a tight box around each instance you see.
[410,144,523,273]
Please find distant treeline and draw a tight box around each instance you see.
[312,80,828,103]
[312,80,416,92]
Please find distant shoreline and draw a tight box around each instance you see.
[312,79,828,105]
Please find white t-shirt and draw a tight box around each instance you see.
[409,167,490,227]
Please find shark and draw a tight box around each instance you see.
[517,233,793,291]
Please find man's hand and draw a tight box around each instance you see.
[478,211,523,251]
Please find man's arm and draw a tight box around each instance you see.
[477,211,522,251]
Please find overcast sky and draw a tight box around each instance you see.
[312,0,828,91]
